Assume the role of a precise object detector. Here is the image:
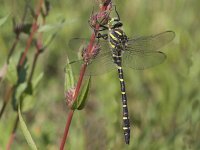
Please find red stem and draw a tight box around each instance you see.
[6,115,19,150]
[73,64,87,100]
[19,0,43,66]
[59,110,74,150]
[59,1,111,149]
[6,133,15,150]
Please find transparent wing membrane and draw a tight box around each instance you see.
[127,31,175,52]
[122,51,166,70]
[69,52,116,76]
[68,38,115,75]
[68,38,110,54]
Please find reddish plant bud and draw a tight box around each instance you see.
[82,43,101,63]
[65,88,75,108]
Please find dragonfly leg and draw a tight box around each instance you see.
[96,33,108,40]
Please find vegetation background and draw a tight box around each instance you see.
[0,0,200,149]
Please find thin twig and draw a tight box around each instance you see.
[6,115,19,150]
[19,0,44,67]
[59,110,74,150]
[6,1,29,64]
[59,1,112,149]
[0,86,13,119]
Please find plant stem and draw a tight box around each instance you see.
[6,115,19,150]
[59,110,74,150]
[0,86,13,119]
[19,0,44,67]
[60,1,112,149]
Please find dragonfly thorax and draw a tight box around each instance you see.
[109,28,128,54]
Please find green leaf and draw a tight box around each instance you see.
[0,63,8,83]
[18,104,38,150]
[0,14,9,26]
[32,73,43,89]
[72,76,91,110]
[43,32,58,50]
[21,94,35,112]
[65,58,75,92]
[15,83,27,101]
[38,24,55,32]
[6,60,18,84]
[21,83,35,112]
[13,82,34,111]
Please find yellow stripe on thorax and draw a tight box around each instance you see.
[109,42,115,48]
[115,30,122,36]
[110,33,118,41]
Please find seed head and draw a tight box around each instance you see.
[82,43,101,63]
[65,88,75,108]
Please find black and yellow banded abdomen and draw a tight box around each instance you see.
[112,53,130,144]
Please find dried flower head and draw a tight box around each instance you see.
[82,43,101,64]
[65,87,75,108]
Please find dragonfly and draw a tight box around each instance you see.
[68,8,175,145]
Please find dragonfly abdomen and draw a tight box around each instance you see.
[113,54,130,144]
[117,61,130,144]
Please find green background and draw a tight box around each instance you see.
[0,0,200,149]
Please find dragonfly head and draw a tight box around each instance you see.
[109,17,123,29]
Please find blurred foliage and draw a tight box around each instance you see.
[0,0,200,149]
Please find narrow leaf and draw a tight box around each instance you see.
[32,73,43,89]
[0,14,9,26]
[0,63,8,83]
[6,60,18,84]
[21,83,34,112]
[18,104,38,150]
[21,94,35,112]
[65,58,75,92]
[72,76,91,110]
[38,24,55,32]
[15,83,27,101]
[43,32,57,49]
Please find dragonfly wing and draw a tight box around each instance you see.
[122,50,166,70]
[127,31,175,51]
[69,51,116,76]
[69,38,88,52]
